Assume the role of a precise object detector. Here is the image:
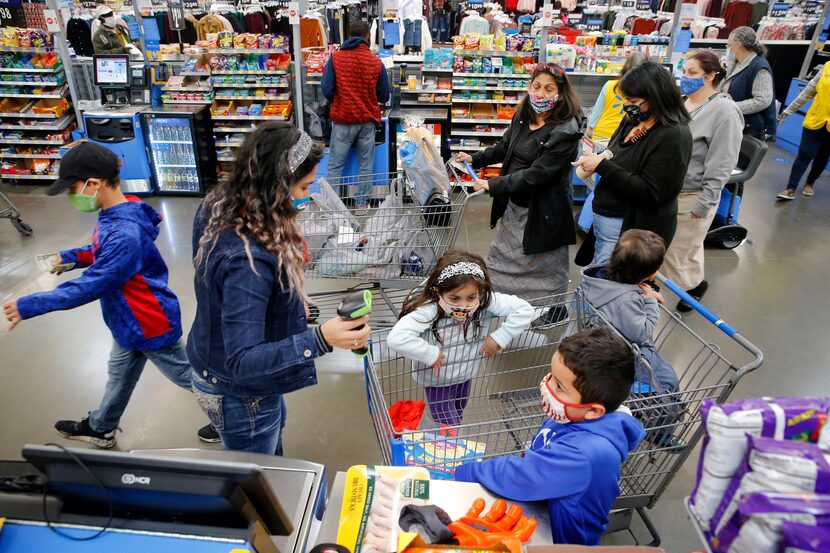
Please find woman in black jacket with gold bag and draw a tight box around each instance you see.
[455,64,583,325]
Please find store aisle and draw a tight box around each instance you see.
[2,143,830,549]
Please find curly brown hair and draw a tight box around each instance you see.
[194,122,323,299]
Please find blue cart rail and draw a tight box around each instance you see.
[362,278,763,546]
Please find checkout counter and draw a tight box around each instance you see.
[0,445,557,553]
[0,447,326,553]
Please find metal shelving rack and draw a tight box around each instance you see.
[444,50,536,166]
[0,38,76,184]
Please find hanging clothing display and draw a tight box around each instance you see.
[66,16,95,56]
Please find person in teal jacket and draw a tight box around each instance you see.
[454,328,645,545]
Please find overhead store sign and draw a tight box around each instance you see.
[167,0,185,30]
[770,2,791,16]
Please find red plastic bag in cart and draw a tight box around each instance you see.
[389,400,425,434]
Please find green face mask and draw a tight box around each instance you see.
[67,181,100,212]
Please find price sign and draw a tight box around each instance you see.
[587,17,603,31]
[44,9,60,32]
[0,5,26,27]
[636,0,651,9]
[540,3,553,25]
[805,0,820,14]
[167,0,185,30]
[182,0,198,9]
[0,0,21,7]
[621,0,636,8]
[770,2,790,16]
[288,1,299,24]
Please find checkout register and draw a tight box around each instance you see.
[0,445,327,552]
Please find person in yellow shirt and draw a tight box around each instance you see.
[778,63,830,200]
[586,53,649,142]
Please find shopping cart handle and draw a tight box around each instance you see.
[657,274,737,337]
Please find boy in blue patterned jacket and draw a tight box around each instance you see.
[2,142,195,449]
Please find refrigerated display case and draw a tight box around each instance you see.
[141,105,217,196]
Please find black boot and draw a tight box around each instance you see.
[676,280,708,313]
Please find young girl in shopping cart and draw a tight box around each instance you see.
[387,251,534,432]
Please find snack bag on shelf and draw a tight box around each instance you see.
[30,31,46,49]
[218,31,233,49]
[3,29,18,47]
[273,35,289,51]
[480,34,494,50]
[245,34,258,49]
[452,35,465,49]
[206,32,220,48]
[16,29,31,48]
[464,33,480,50]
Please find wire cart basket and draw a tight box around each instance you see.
[300,157,482,325]
[0,189,32,236]
[362,278,763,546]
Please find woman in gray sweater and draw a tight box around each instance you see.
[662,51,743,311]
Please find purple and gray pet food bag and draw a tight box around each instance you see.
[780,520,830,552]
[689,397,830,533]
[710,438,830,553]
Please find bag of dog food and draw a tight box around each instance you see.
[689,397,830,532]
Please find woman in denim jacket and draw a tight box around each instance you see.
[187,123,371,454]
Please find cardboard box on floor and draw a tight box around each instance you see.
[527,546,666,553]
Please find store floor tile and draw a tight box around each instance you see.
[1,142,829,550]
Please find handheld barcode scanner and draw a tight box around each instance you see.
[336,290,373,357]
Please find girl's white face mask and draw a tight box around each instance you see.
[438,298,479,323]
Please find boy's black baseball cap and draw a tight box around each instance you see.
[47,141,120,196]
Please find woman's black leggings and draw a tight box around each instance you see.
[787,126,830,190]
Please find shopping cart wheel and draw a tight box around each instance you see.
[718,237,745,250]
[11,218,32,237]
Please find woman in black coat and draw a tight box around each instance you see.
[456,63,583,325]
[573,61,692,267]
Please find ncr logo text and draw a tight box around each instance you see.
[121,473,151,485]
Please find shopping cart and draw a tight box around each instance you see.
[362,278,763,546]
[0,189,32,236]
[301,159,483,325]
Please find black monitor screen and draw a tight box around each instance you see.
[22,445,293,535]
[93,55,130,87]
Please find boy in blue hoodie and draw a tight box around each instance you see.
[2,142,193,449]
[454,327,645,545]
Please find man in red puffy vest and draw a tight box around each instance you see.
[321,20,390,211]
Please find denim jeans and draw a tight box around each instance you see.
[591,214,624,266]
[328,122,376,205]
[787,126,830,190]
[88,339,192,433]
[191,372,287,455]
[403,18,422,48]
[431,12,450,42]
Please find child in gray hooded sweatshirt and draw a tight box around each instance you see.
[579,229,684,449]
